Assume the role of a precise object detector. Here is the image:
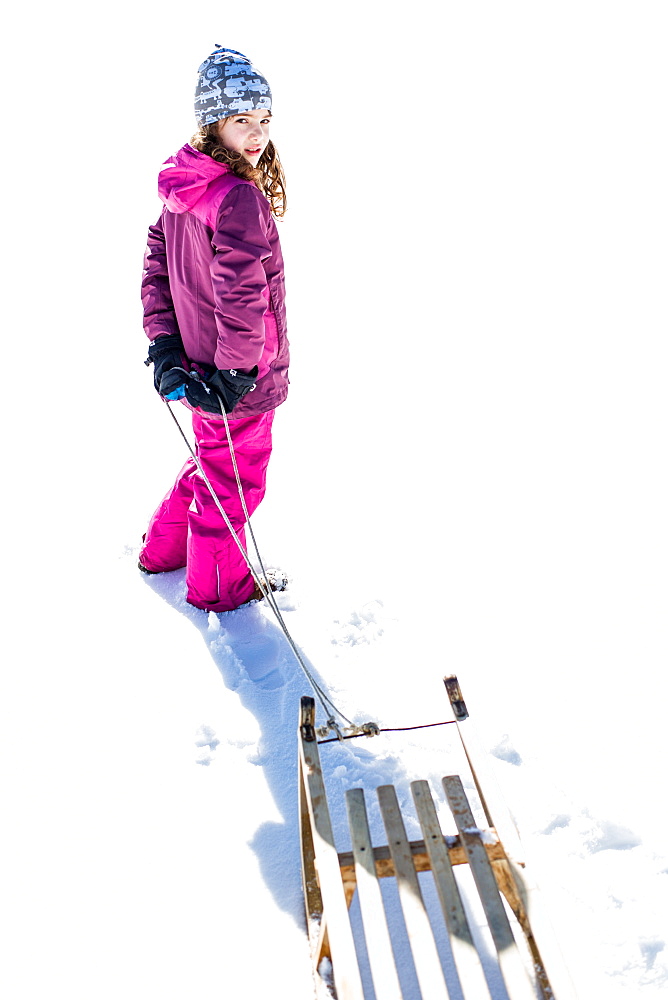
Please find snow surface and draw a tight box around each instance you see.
[3,2,668,998]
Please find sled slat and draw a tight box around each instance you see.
[377,784,450,1000]
[443,776,538,1000]
[345,789,404,1000]
[411,780,493,1000]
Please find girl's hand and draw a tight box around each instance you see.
[146,334,189,397]
[185,367,258,415]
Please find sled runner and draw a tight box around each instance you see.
[297,676,577,1000]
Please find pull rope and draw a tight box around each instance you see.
[317,719,458,744]
[165,400,357,733]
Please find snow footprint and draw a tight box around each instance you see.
[195,724,220,766]
[331,600,387,647]
[490,734,523,766]
[233,632,284,690]
[206,611,285,690]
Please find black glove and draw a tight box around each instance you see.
[185,366,258,415]
[145,334,189,398]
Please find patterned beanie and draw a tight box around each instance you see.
[194,46,272,126]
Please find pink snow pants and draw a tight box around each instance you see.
[139,409,274,612]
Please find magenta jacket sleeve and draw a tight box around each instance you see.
[141,213,181,343]
[210,184,273,371]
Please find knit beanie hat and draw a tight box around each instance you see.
[194,46,272,126]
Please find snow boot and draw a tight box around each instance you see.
[250,568,289,602]
[137,559,160,575]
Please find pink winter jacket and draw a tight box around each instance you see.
[141,144,289,418]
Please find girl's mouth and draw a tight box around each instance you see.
[246,148,262,156]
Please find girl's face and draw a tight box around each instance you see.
[218,110,272,166]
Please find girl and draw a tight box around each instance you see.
[139,46,289,613]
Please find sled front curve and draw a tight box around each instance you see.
[299,696,365,999]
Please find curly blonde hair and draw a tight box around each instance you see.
[190,121,287,218]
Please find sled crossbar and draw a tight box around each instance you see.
[298,675,578,1000]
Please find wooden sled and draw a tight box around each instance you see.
[298,675,578,1000]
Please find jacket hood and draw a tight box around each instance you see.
[158,144,231,215]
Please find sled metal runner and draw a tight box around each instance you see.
[298,675,578,1000]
